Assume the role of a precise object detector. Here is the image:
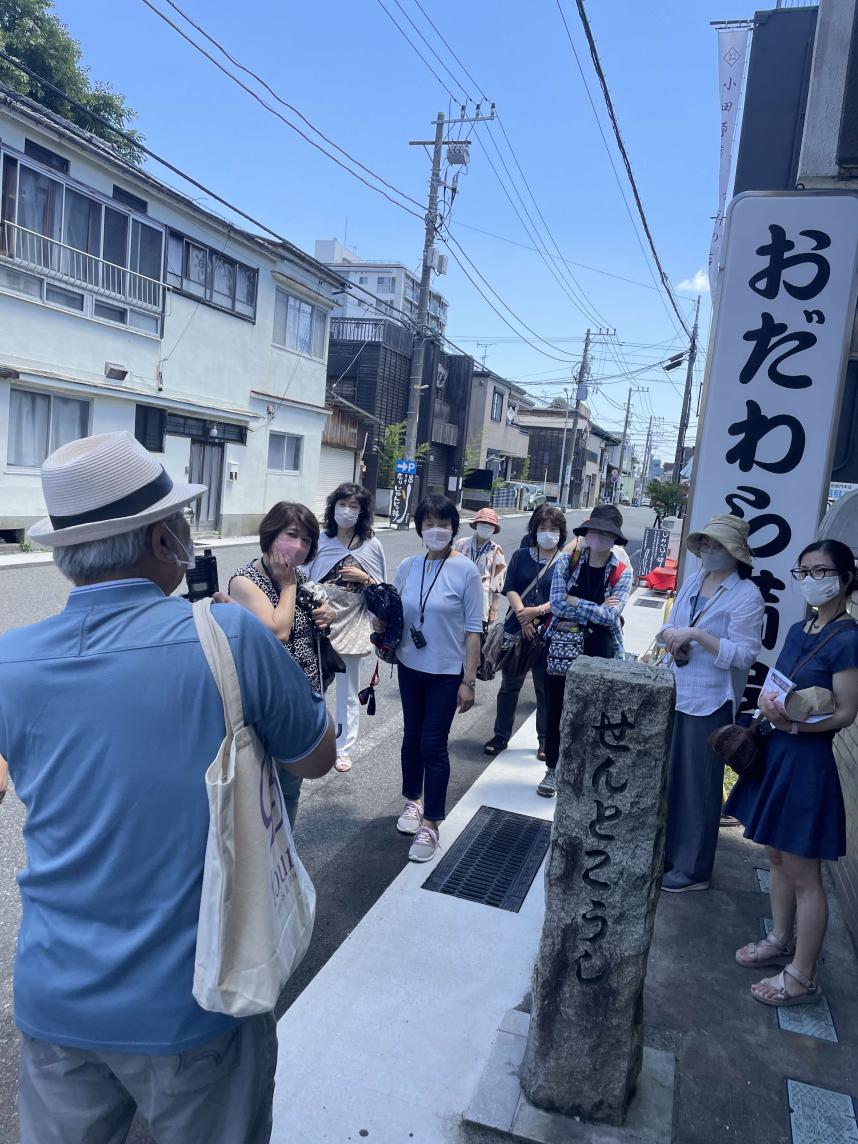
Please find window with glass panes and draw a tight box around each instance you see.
[267,432,302,472]
[165,231,257,318]
[7,388,90,467]
[272,287,327,358]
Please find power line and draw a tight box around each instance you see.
[409,0,490,100]
[389,0,471,103]
[564,0,692,338]
[156,0,425,211]
[373,0,462,102]
[139,0,424,220]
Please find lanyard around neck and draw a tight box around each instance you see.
[418,553,449,625]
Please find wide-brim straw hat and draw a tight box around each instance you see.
[573,504,628,547]
[28,431,206,547]
[686,513,754,567]
[470,507,500,533]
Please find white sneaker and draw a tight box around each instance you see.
[408,826,440,863]
[396,800,423,835]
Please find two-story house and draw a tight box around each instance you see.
[0,86,343,539]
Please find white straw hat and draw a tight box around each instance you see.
[28,431,206,547]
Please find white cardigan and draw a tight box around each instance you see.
[657,570,764,717]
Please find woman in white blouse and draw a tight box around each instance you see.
[658,515,764,893]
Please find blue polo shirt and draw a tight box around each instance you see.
[0,579,327,1053]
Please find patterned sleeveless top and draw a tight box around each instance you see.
[228,561,321,692]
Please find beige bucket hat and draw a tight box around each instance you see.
[686,513,754,566]
[28,431,206,547]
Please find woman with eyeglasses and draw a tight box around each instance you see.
[657,515,764,894]
[727,538,858,1008]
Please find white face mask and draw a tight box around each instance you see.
[334,505,360,528]
[699,549,736,573]
[475,523,495,540]
[799,575,843,607]
[163,523,195,570]
[423,526,453,552]
[536,530,560,550]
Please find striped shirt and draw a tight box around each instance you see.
[658,569,764,716]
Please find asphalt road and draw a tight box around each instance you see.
[0,507,652,1144]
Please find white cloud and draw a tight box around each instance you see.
[676,269,710,294]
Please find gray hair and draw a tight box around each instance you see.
[53,512,184,585]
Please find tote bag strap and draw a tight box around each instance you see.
[788,617,858,679]
[192,598,247,735]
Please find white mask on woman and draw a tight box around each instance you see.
[536,530,560,550]
[475,523,496,540]
[423,526,453,552]
[699,549,736,573]
[799,575,843,607]
[334,505,360,528]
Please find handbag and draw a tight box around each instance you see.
[358,661,380,715]
[317,633,347,691]
[708,617,858,775]
[546,621,585,676]
[478,556,557,681]
[191,599,316,1017]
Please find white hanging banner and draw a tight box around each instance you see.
[690,191,858,708]
[708,28,750,295]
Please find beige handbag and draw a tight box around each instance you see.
[191,599,316,1017]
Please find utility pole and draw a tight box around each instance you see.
[404,106,496,477]
[673,295,701,486]
[557,387,571,510]
[615,386,647,505]
[640,415,654,502]
[404,112,445,470]
[566,327,591,510]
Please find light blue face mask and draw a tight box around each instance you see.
[163,523,196,570]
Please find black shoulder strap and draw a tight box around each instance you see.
[789,617,857,679]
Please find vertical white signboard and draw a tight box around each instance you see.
[690,191,858,707]
[708,28,750,295]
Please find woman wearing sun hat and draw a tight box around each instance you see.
[658,514,764,893]
[453,506,507,626]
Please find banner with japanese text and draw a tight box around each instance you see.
[690,191,858,708]
[708,28,750,295]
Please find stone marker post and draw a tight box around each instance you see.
[520,656,675,1125]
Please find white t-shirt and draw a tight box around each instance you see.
[394,552,484,676]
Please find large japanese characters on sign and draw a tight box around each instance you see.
[690,192,858,710]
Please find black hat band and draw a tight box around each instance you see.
[49,468,174,529]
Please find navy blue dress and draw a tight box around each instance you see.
[726,620,858,860]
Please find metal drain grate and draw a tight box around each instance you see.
[635,598,665,608]
[422,806,552,912]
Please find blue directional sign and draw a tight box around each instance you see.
[395,458,418,475]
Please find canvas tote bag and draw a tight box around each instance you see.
[191,598,316,1016]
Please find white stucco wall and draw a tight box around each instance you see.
[0,104,334,534]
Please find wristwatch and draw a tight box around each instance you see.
[462,678,477,691]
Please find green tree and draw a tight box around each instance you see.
[463,437,482,481]
[520,455,531,482]
[0,0,143,162]
[647,479,685,517]
[375,421,428,487]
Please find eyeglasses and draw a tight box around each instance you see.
[790,566,840,582]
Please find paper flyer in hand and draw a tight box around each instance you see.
[760,667,831,724]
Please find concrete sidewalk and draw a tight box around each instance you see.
[270,705,858,1143]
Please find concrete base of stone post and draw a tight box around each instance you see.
[520,656,675,1126]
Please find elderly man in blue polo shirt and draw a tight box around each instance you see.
[0,432,335,1144]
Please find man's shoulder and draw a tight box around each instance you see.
[0,611,75,665]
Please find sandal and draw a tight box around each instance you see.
[735,933,795,968]
[483,736,508,756]
[335,756,352,773]
[537,747,547,762]
[751,964,821,1007]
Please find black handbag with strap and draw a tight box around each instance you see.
[708,617,857,775]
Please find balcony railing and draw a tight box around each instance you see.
[2,221,165,312]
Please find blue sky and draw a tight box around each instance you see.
[51,0,745,459]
